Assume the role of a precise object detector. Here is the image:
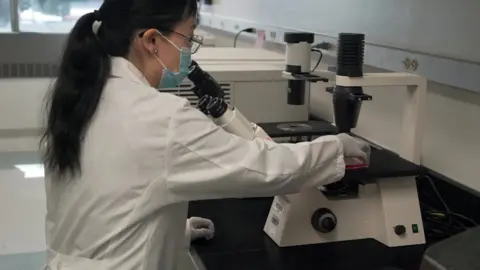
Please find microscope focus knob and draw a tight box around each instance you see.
[311,208,337,233]
[394,225,406,236]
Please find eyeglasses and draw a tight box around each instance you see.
[171,31,204,54]
[138,30,204,54]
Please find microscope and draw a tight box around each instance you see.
[188,32,427,248]
[188,60,272,140]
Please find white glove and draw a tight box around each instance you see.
[186,217,215,241]
[337,133,371,163]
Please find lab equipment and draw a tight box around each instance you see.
[187,61,366,156]
[161,49,307,123]
[264,32,427,248]
[187,31,427,249]
[330,33,372,133]
[193,47,285,64]
[283,32,328,105]
[188,60,271,139]
[188,32,427,249]
[188,60,368,194]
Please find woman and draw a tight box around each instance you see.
[42,0,369,269]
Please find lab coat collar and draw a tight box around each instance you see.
[110,57,151,86]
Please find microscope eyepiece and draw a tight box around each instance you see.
[188,60,225,99]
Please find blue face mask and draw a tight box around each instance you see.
[155,33,192,89]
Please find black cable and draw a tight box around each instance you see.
[447,212,478,226]
[426,176,451,213]
[311,48,323,72]
[233,28,256,48]
[425,175,453,226]
[418,175,478,242]
[421,201,478,226]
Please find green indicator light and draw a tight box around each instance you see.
[412,224,419,233]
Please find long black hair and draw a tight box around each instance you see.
[42,0,199,178]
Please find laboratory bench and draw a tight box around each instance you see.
[189,198,426,270]
[187,120,428,269]
[188,120,427,270]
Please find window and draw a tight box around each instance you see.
[4,0,103,32]
[19,0,103,32]
[0,0,11,32]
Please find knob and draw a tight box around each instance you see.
[321,217,336,232]
[311,208,337,233]
[394,225,406,236]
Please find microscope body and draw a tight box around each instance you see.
[263,72,427,248]
[263,32,427,248]
[188,35,427,248]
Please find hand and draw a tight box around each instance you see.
[337,133,370,163]
[187,217,215,241]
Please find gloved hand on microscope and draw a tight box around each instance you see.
[337,133,371,168]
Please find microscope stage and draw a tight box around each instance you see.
[365,148,423,182]
[259,120,337,138]
[258,120,424,182]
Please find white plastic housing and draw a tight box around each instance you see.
[214,108,255,140]
[286,42,312,73]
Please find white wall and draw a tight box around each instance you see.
[0,79,50,131]
[0,79,50,152]
[208,0,480,63]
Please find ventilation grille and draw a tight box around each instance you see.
[159,82,232,107]
[0,63,59,78]
[0,64,234,107]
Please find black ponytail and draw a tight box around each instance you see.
[42,12,110,177]
[42,0,199,178]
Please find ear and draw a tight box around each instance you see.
[140,29,160,55]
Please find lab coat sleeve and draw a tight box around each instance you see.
[165,102,345,201]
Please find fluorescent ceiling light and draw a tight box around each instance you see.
[14,164,45,179]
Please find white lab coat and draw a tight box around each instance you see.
[44,57,346,270]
